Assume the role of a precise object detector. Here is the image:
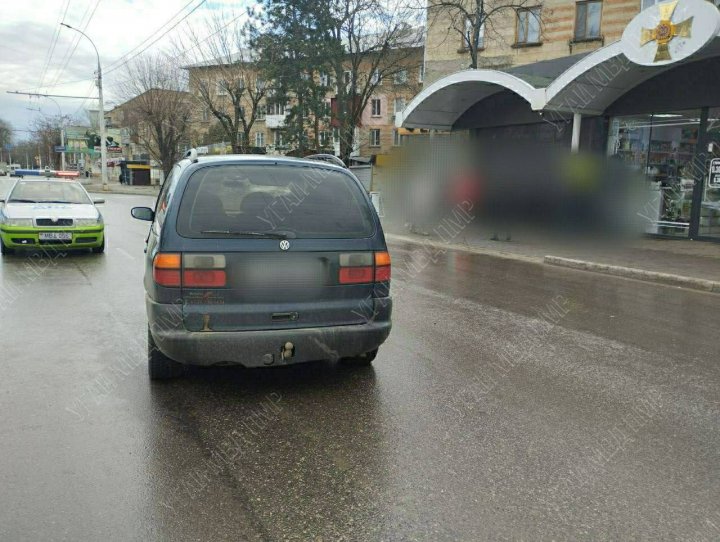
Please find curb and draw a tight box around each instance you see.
[544,255,720,294]
[385,233,544,265]
[385,233,719,294]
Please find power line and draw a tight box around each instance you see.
[73,81,98,117]
[49,0,103,90]
[47,0,95,89]
[15,77,95,93]
[7,91,99,100]
[104,0,202,72]
[37,0,72,91]
[170,9,251,65]
[104,0,208,76]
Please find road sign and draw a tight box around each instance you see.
[54,145,66,153]
[709,158,720,187]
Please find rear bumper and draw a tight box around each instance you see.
[146,296,392,367]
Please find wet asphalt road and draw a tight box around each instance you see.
[0,194,719,541]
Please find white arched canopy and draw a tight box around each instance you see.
[545,36,720,115]
[396,69,544,130]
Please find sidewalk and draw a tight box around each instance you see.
[82,180,160,197]
[385,224,720,294]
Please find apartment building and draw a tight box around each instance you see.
[355,53,424,157]
[424,0,656,84]
[183,45,423,160]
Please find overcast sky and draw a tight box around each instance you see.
[0,0,250,140]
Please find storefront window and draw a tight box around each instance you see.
[700,107,720,238]
[608,110,700,236]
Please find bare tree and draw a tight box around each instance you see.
[178,12,268,154]
[30,116,63,169]
[427,0,544,69]
[325,1,424,161]
[117,54,194,178]
[0,118,12,153]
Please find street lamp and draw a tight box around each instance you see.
[60,22,107,190]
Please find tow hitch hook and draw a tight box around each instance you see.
[281,342,295,361]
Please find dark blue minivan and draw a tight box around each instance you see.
[131,153,392,379]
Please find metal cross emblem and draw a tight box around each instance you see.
[640,0,693,62]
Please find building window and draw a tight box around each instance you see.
[319,131,330,147]
[418,64,425,83]
[343,70,352,85]
[274,131,284,147]
[268,102,285,115]
[370,129,381,147]
[394,97,405,115]
[641,0,659,9]
[202,108,210,122]
[255,131,264,147]
[393,129,401,147]
[464,18,485,49]
[319,72,329,87]
[516,7,542,45]
[216,80,228,96]
[393,70,408,85]
[371,69,382,85]
[575,1,602,40]
[255,78,265,91]
[371,98,382,117]
[257,105,266,120]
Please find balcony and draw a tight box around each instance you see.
[265,114,287,129]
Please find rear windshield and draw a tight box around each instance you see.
[176,164,375,239]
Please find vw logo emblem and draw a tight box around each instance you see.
[51,217,58,223]
[279,240,290,251]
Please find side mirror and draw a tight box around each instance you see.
[131,206,155,222]
[93,198,105,205]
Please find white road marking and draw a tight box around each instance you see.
[115,247,135,261]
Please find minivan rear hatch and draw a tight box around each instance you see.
[174,163,387,332]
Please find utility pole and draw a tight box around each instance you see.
[60,23,107,191]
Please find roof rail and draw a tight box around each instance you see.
[304,154,346,168]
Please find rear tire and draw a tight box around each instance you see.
[0,238,13,255]
[341,348,378,367]
[148,327,184,380]
[91,237,105,254]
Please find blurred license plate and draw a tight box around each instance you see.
[39,232,72,241]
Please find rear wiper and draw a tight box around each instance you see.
[8,199,37,203]
[200,230,294,239]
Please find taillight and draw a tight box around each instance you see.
[153,253,181,287]
[182,253,227,288]
[374,251,391,282]
[338,251,391,284]
[339,266,374,284]
[152,253,227,288]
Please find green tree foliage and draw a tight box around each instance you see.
[254,0,335,155]
[255,0,422,162]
